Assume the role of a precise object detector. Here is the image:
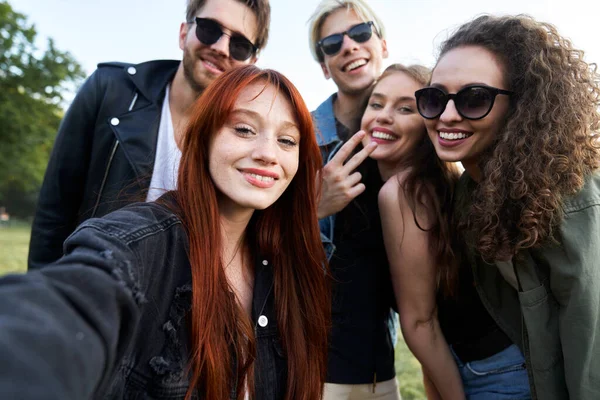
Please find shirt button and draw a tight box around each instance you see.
[127,66,137,75]
[262,260,268,266]
[110,117,120,126]
[258,315,268,327]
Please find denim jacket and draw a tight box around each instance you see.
[457,172,600,400]
[312,94,343,261]
[0,199,287,399]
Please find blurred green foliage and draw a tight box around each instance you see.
[0,0,84,218]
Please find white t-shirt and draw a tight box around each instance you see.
[146,85,182,202]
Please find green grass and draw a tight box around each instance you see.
[0,223,425,397]
[396,336,426,399]
[0,222,30,275]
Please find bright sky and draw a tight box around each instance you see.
[10,0,600,110]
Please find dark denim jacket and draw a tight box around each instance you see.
[0,200,287,399]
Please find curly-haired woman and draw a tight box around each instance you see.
[416,15,600,400]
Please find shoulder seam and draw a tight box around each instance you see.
[97,61,133,69]
[564,199,600,215]
[76,215,182,245]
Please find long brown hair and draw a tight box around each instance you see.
[375,64,461,296]
[439,15,600,261]
[174,65,330,400]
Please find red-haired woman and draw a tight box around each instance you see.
[0,65,331,400]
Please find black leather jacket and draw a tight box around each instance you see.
[28,59,180,270]
[0,199,287,399]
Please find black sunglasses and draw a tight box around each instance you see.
[192,17,257,61]
[317,21,375,56]
[415,85,513,120]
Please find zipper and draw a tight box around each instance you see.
[91,91,139,218]
[91,140,119,218]
[372,372,377,393]
[128,92,139,112]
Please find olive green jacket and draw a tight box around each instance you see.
[456,172,600,400]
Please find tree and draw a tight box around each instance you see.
[0,0,84,218]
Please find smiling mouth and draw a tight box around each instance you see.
[344,59,368,72]
[439,131,472,141]
[240,169,279,189]
[372,131,398,141]
[246,173,275,183]
[201,58,225,73]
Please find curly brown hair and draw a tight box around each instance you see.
[439,15,600,261]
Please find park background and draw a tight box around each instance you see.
[1,0,599,398]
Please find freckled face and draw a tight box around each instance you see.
[209,83,300,217]
[425,45,511,175]
[360,72,425,165]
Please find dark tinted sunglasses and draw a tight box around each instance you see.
[415,85,513,120]
[193,17,257,61]
[318,21,375,56]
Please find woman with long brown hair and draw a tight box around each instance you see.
[360,64,463,399]
[0,65,330,400]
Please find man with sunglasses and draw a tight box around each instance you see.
[28,0,270,270]
[308,1,400,399]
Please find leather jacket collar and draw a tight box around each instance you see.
[98,59,180,105]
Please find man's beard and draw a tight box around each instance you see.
[182,47,208,95]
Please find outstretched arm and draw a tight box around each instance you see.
[0,225,141,399]
[378,178,464,400]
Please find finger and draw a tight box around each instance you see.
[346,183,366,200]
[342,141,377,174]
[346,171,362,187]
[329,131,366,165]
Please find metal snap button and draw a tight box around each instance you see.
[127,66,137,75]
[110,117,120,126]
[258,315,268,327]
[262,260,268,266]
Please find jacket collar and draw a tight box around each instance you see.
[101,60,179,182]
[98,60,180,105]
[127,60,180,104]
[312,93,341,147]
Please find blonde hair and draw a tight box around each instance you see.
[378,64,431,87]
[307,0,386,63]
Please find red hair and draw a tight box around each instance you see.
[174,65,330,400]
